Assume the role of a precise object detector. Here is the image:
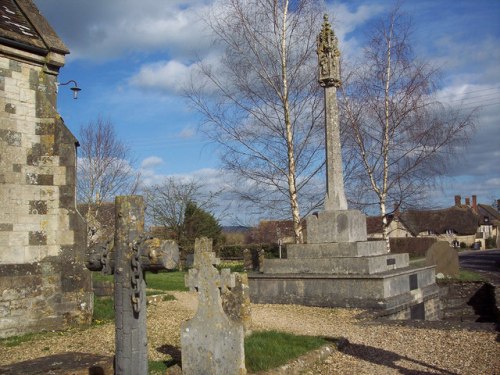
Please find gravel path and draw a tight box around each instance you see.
[0,291,498,374]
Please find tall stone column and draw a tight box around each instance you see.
[317,14,348,211]
[114,196,148,375]
[304,15,367,244]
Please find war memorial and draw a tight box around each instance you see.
[248,16,440,320]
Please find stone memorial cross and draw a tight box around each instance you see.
[317,14,348,211]
[86,195,179,375]
[181,237,246,375]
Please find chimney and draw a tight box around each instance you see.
[465,197,470,206]
[454,195,461,206]
[472,195,478,213]
[497,199,500,212]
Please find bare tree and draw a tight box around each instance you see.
[187,0,326,243]
[77,117,140,243]
[339,5,476,250]
[144,177,221,247]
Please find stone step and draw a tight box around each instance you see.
[248,265,437,313]
[287,241,387,259]
[262,253,409,275]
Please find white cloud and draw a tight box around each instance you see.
[34,0,214,61]
[140,156,164,169]
[179,127,196,139]
[129,60,192,94]
[129,50,223,94]
[326,3,385,60]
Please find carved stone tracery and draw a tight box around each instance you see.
[317,14,341,88]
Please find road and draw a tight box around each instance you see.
[459,249,500,285]
[459,249,500,273]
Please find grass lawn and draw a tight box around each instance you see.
[92,271,185,324]
[144,271,189,292]
[148,330,329,374]
[441,268,485,282]
[245,330,327,372]
[92,297,115,324]
[92,271,189,292]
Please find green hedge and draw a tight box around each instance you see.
[217,243,283,259]
[485,237,496,249]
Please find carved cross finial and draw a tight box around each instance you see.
[317,14,341,88]
[186,237,235,294]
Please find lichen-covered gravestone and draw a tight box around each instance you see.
[86,195,180,375]
[181,237,246,375]
[425,241,459,278]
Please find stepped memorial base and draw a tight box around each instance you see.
[247,210,440,320]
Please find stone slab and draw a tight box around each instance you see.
[425,241,459,277]
[0,352,114,375]
[306,210,367,243]
[248,265,437,311]
[287,240,386,259]
[262,253,409,275]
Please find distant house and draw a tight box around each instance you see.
[366,213,413,240]
[366,195,500,248]
[474,200,500,248]
[398,206,478,245]
[251,220,304,244]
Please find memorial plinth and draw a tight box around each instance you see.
[247,15,440,320]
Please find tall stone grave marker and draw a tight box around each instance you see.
[114,196,148,375]
[181,237,246,375]
[86,195,180,375]
[248,15,440,321]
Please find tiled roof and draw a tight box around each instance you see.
[0,0,68,54]
[399,206,478,236]
[477,204,500,225]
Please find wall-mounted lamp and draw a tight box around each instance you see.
[57,80,82,99]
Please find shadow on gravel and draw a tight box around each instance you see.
[0,352,113,375]
[468,283,500,324]
[156,344,182,367]
[342,343,459,375]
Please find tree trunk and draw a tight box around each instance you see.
[381,17,393,253]
[380,199,390,252]
[280,0,302,244]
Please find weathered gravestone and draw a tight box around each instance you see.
[222,272,252,334]
[425,241,459,278]
[86,195,179,375]
[181,237,247,375]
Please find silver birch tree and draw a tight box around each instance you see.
[187,0,325,243]
[339,5,476,251]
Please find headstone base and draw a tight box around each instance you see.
[248,266,440,320]
[249,209,440,320]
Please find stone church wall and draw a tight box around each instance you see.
[0,51,92,338]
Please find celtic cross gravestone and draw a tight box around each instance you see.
[86,195,179,375]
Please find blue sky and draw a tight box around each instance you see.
[33,0,500,221]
